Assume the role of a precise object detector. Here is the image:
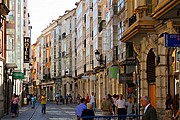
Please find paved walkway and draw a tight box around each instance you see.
[1,102,102,120]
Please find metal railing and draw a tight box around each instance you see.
[81,114,142,120]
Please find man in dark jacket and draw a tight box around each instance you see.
[81,103,95,120]
[140,96,157,120]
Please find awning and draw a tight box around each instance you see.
[5,63,17,69]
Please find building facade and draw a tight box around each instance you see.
[30,0,180,119]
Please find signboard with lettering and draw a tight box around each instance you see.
[24,37,30,63]
[108,66,119,79]
[13,72,24,79]
[119,73,133,83]
[165,34,180,47]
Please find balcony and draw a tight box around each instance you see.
[121,6,157,43]
[129,14,136,27]
[0,2,10,15]
[152,0,180,20]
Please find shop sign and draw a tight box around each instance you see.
[24,37,30,63]
[90,75,96,80]
[119,73,133,83]
[82,74,89,80]
[12,72,24,79]
[108,66,119,79]
[165,34,180,47]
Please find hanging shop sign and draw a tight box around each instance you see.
[165,34,180,47]
[90,75,96,80]
[81,74,89,80]
[24,37,30,63]
[108,66,119,79]
[119,73,133,84]
[12,72,24,79]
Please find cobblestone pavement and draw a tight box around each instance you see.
[1,102,102,120]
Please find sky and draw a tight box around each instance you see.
[28,0,80,44]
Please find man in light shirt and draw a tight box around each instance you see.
[90,92,96,112]
[116,94,126,120]
[140,96,157,120]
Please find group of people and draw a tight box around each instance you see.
[166,93,180,120]
[75,92,96,120]
[101,94,136,120]
[66,93,73,104]
[75,93,159,120]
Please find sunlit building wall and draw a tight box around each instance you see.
[60,9,75,99]
[6,0,29,97]
[0,0,10,117]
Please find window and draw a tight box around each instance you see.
[77,4,82,19]
[126,42,134,58]
[118,21,124,40]
[118,0,125,12]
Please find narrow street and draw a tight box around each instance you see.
[1,102,102,120]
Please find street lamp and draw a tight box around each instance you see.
[95,49,106,66]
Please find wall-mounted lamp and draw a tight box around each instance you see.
[95,50,106,66]
[159,32,168,38]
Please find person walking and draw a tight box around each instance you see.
[112,94,117,115]
[140,96,157,120]
[75,98,87,120]
[85,93,90,103]
[31,95,35,108]
[126,97,135,120]
[81,103,95,120]
[90,92,96,112]
[101,95,112,120]
[174,109,180,120]
[116,94,126,120]
[11,94,19,117]
[77,94,81,104]
[66,94,69,104]
[41,94,47,114]
[55,93,60,105]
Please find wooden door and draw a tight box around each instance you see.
[149,84,156,108]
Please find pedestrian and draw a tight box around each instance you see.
[174,109,180,120]
[27,94,30,105]
[126,97,135,120]
[31,95,35,108]
[55,93,60,105]
[69,94,72,103]
[77,94,81,104]
[112,94,117,115]
[11,94,19,117]
[85,93,90,103]
[140,96,157,120]
[101,95,112,120]
[90,92,96,112]
[41,94,47,114]
[116,94,126,120]
[66,94,69,104]
[81,103,95,120]
[75,98,87,120]
[166,94,174,118]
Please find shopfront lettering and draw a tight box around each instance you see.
[24,37,30,63]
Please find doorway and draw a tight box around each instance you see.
[147,49,156,108]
